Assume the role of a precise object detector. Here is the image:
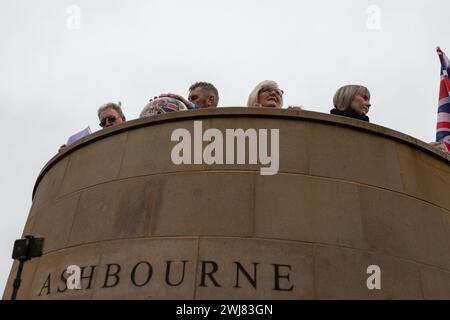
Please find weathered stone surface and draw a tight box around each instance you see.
[31,157,69,215]
[308,123,404,192]
[419,265,450,300]
[359,188,450,270]
[2,259,39,300]
[5,109,449,300]
[397,143,450,209]
[195,238,314,300]
[150,173,254,237]
[67,179,153,246]
[59,133,128,196]
[92,238,198,299]
[118,121,209,178]
[314,245,423,299]
[30,243,102,300]
[30,193,80,253]
[255,174,366,249]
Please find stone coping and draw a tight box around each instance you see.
[33,107,449,199]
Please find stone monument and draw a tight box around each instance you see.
[3,108,450,299]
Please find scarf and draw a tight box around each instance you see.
[330,108,370,122]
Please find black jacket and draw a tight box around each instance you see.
[330,108,370,122]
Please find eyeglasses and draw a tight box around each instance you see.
[260,87,284,97]
[99,116,119,127]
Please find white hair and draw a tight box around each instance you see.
[246,80,283,108]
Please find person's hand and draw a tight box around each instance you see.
[159,93,190,106]
[429,142,447,153]
[58,144,67,153]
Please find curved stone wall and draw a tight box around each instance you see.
[3,108,450,299]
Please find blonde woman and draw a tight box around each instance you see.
[247,80,284,108]
[331,85,371,122]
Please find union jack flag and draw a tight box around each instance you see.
[437,47,450,152]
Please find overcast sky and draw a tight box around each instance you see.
[1,0,449,295]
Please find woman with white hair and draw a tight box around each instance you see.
[330,85,371,122]
[247,80,284,108]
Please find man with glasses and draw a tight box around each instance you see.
[58,102,126,152]
[97,102,126,128]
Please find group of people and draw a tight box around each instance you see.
[96,80,372,126]
[58,80,447,154]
